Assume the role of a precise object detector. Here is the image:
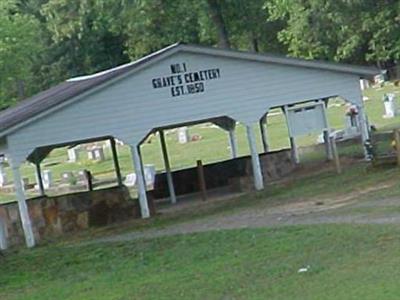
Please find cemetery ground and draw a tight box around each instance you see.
[2,158,400,299]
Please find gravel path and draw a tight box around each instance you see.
[90,188,400,244]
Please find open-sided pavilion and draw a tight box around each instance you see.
[0,43,378,247]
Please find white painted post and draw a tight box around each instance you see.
[0,218,7,250]
[289,137,300,164]
[259,116,269,153]
[228,128,238,158]
[159,130,177,204]
[357,103,371,160]
[110,138,123,186]
[130,145,150,218]
[11,165,35,248]
[283,105,300,164]
[323,130,333,160]
[246,124,264,190]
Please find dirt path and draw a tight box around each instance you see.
[89,183,400,244]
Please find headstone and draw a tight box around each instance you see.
[360,79,370,91]
[61,171,74,183]
[103,140,112,149]
[144,164,156,187]
[87,147,105,161]
[344,105,360,136]
[67,147,80,163]
[0,163,7,187]
[374,73,385,86]
[21,178,29,191]
[124,173,137,187]
[383,93,397,118]
[177,127,190,144]
[77,170,85,181]
[115,139,124,146]
[43,170,53,189]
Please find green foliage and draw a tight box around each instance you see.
[2,0,400,110]
[266,0,400,65]
[0,0,43,109]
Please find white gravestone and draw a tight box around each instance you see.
[104,140,112,149]
[0,163,7,187]
[383,93,397,118]
[43,170,53,189]
[360,79,370,91]
[177,127,190,144]
[67,147,80,162]
[124,173,137,187]
[61,171,74,183]
[144,165,156,187]
[87,147,105,161]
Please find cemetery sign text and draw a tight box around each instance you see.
[151,63,221,97]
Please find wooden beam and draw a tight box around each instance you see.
[34,161,45,196]
[196,160,207,201]
[330,136,342,174]
[259,116,268,153]
[130,145,150,218]
[246,125,264,190]
[159,130,177,204]
[110,138,123,186]
[323,130,333,161]
[11,165,35,248]
[394,129,400,167]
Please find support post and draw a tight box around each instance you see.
[394,129,400,167]
[130,145,150,218]
[283,105,300,164]
[228,128,238,158]
[246,124,264,190]
[323,130,333,160]
[196,160,207,201]
[356,102,370,160]
[110,138,123,187]
[11,164,35,248]
[330,136,342,174]
[159,130,177,204]
[83,170,93,191]
[259,116,269,153]
[289,137,300,164]
[34,160,45,196]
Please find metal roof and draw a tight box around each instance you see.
[0,43,379,137]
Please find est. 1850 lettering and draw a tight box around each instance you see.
[171,83,204,97]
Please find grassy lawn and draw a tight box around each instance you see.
[1,137,400,299]
[1,224,400,300]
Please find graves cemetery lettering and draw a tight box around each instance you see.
[151,63,221,97]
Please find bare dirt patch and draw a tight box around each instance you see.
[91,180,399,244]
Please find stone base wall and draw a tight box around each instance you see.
[152,149,295,198]
[0,186,153,248]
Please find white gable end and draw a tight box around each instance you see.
[7,50,363,163]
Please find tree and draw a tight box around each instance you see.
[0,0,43,108]
[266,0,400,66]
[206,0,230,48]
